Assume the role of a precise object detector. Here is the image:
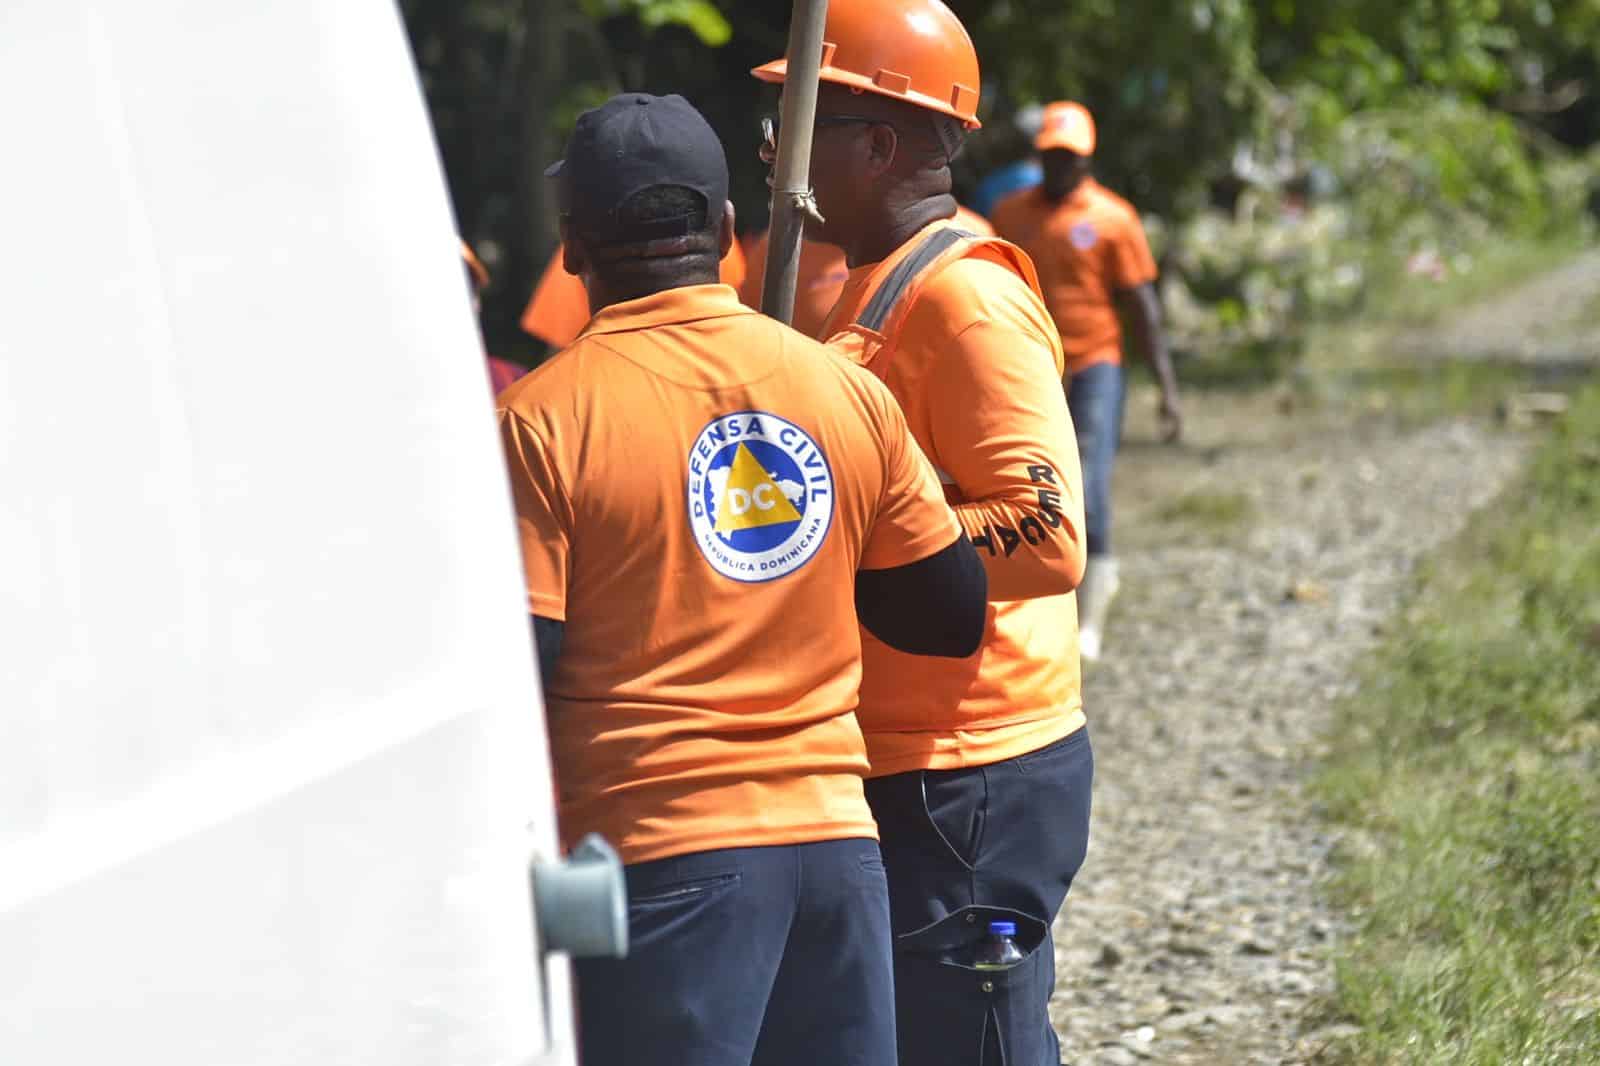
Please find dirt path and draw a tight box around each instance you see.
[1048,386,1531,1065]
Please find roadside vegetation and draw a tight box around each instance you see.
[1313,383,1600,1064]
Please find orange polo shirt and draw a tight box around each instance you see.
[738,233,851,340]
[521,240,748,348]
[499,284,960,864]
[991,178,1157,375]
[822,221,1088,776]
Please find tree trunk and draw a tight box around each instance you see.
[516,0,559,294]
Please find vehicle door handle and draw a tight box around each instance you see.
[530,833,627,959]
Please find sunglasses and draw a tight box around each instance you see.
[760,113,885,158]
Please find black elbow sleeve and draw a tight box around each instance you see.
[856,536,988,658]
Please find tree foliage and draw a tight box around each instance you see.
[580,0,731,45]
[400,0,1600,358]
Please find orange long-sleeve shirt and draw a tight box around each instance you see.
[822,220,1088,775]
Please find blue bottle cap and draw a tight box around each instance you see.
[988,920,1016,936]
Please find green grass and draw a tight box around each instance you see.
[1282,345,1596,434]
[1168,339,1304,390]
[1153,489,1255,533]
[1313,384,1600,1064]
[1174,237,1589,391]
[1354,236,1589,328]
[1580,288,1600,330]
[1332,362,1541,428]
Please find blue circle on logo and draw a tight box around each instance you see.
[686,411,836,583]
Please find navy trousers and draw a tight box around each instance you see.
[864,727,1094,1066]
[575,837,896,1066]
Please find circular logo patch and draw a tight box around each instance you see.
[687,411,835,583]
[1070,221,1099,250]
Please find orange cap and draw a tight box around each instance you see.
[1034,101,1095,155]
[752,0,982,129]
[460,239,490,290]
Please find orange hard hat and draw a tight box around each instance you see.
[460,239,490,290]
[1035,101,1096,155]
[752,0,982,129]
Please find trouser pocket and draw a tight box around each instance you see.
[892,905,1053,1066]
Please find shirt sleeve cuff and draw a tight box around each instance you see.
[528,590,567,621]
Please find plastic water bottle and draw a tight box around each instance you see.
[973,920,1026,970]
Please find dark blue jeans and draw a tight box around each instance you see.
[864,727,1095,1066]
[1067,361,1125,556]
[575,837,896,1066]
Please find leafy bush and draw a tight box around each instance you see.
[1160,198,1364,353]
[1157,88,1599,359]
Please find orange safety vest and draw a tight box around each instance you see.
[824,226,1058,384]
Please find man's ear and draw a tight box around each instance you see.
[865,123,899,178]
[718,200,736,260]
[559,220,587,278]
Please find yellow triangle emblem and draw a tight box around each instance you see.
[714,443,803,533]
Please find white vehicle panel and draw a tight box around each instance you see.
[0,1,571,1062]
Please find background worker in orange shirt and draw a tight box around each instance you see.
[992,101,1183,661]
[498,92,989,1066]
[755,3,1092,1063]
[737,228,849,338]
[520,212,746,350]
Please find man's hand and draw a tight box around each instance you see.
[1123,283,1181,445]
[1158,390,1183,444]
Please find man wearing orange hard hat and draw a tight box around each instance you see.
[755,4,1092,1063]
[992,101,1182,663]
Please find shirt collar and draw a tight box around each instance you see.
[579,283,753,338]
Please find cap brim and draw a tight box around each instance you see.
[751,58,786,85]
[1035,131,1093,155]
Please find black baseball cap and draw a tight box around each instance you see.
[546,93,729,245]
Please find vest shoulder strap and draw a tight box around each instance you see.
[854,227,973,332]
[851,226,1044,339]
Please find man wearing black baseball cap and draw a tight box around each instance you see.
[498,94,988,1066]
[543,92,737,306]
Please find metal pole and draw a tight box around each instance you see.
[760,0,830,326]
